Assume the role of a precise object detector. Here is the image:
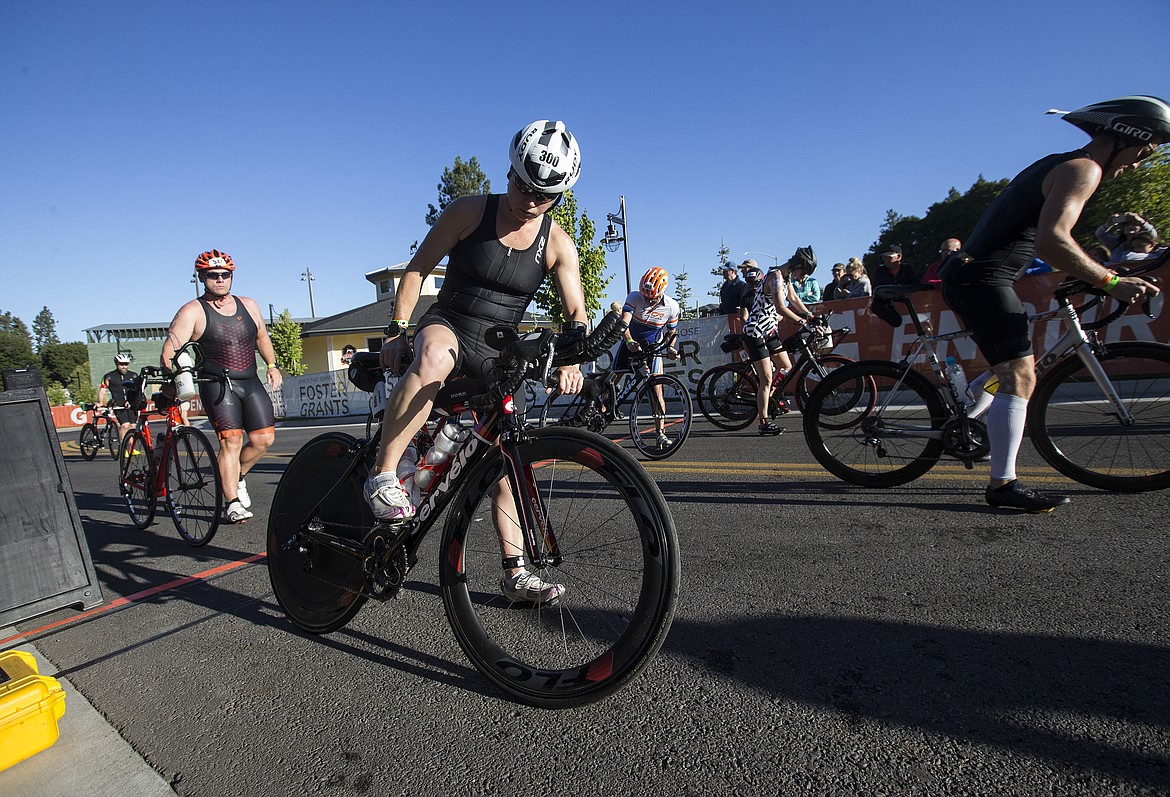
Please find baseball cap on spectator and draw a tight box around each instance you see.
[881,244,903,257]
[740,258,758,270]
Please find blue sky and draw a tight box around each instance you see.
[2,0,1168,343]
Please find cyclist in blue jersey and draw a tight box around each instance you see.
[616,267,681,449]
[940,96,1166,513]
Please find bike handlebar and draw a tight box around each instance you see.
[472,310,629,410]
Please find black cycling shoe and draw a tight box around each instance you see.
[757,420,784,436]
[984,481,1070,514]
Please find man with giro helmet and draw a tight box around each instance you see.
[617,266,682,449]
[940,95,1166,513]
[365,120,589,606]
[162,249,283,524]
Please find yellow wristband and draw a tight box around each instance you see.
[267,363,278,369]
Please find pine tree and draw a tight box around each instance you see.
[270,309,306,375]
[32,306,60,353]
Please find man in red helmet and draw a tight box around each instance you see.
[162,249,282,524]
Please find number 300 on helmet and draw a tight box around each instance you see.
[509,120,582,195]
[640,267,669,301]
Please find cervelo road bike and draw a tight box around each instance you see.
[536,337,693,459]
[78,403,120,460]
[695,315,857,431]
[118,343,224,545]
[267,311,681,708]
[801,250,1170,492]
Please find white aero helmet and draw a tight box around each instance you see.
[509,120,581,194]
[114,354,131,364]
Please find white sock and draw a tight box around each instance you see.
[987,392,1028,483]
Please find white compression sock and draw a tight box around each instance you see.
[987,392,1028,482]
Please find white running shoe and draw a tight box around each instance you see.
[224,500,254,524]
[237,479,251,509]
[363,471,414,520]
[500,569,566,605]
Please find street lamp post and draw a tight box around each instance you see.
[744,251,780,268]
[600,196,631,295]
[301,267,316,318]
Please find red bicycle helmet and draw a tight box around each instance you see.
[194,249,235,271]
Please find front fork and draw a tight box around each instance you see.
[498,408,562,569]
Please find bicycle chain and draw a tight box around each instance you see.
[291,518,413,601]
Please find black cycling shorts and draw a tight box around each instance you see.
[941,282,1032,366]
[744,332,783,363]
[199,376,275,438]
[416,308,503,382]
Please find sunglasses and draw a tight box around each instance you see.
[510,172,557,204]
[202,271,233,281]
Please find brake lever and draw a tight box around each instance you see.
[538,334,557,387]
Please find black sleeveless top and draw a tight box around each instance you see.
[435,194,552,325]
[950,150,1090,287]
[196,296,260,379]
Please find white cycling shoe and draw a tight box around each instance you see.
[363,471,414,520]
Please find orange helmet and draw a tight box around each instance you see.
[194,249,235,271]
[640,267,668,301]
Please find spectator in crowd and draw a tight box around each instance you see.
[841,257,872,298]
[1087,244,1112,264]
[1107,230,1159,263]
[821,263,847,300]
[341,344,357,365]
[720,263,747,361]
[789,259,821,305]
[1096,212,1157,261]
[923,238,962,284]
[872,243,918,287]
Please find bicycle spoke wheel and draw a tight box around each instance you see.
[1029,342,1170,492]
[118,430,156,528]
[165,427,223,546]
[79,423,99,460]
[537,389,590,429]
[696,364,756,431]
[267,432,374,634]
[793,354,857,414]
[630,374,692,459]
[106,423,119,459]
[803,361,945,487]
[440,426,680,708]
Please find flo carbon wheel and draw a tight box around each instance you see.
[439,426,679,709]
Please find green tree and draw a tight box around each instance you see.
[424,155,491,227]
[533,190,611,325]
[0,310,35,371]
[45,381,69,406]
[708,240,734,297]
[40,341,89,387]
[270,309,306,375]
[32,306,60,353]
[69,364,96,404]
[674,271,695,319]
[866,176,1009,277]
[1078,148,1170,248]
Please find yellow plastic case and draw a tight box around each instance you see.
[0,649,67,772]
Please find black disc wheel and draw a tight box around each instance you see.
[439,426,680,709]
[695,364,757,431]
[118,430,157,528]
[802,361,945,487]
[629,374,692,459]
[1029,342,1170,492]
[165,426,223,546]
[79,423,99,460]
[267,432,375,634]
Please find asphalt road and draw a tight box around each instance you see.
[4,416,1169,796]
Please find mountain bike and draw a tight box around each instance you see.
[118,343,224,545]
[78,403,120,460]
[695,315,857,431]
[802,251,1170,492]
[535,337,693,459]
[267,312,680,709]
